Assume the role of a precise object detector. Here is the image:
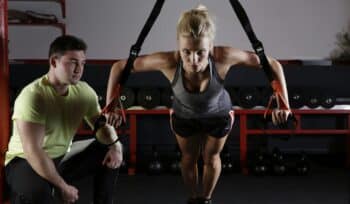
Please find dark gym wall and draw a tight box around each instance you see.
[11,63,350,97]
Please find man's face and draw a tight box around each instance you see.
[51,50,86,85]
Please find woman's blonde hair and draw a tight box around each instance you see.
[177,4,215,40]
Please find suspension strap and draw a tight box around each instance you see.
[228,0,289,113]
[102,0,165,123]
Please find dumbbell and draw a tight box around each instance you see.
[120,87,136,109]
[305,89,321,108]
[288,88,305,109]
[320,94,336,109]
[237,87,261,108]
[137,87,161,109]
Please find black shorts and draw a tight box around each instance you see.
[170,111,234,138]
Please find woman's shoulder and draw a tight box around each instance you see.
[151,50,178,62]
[212,46,251,65]
[144,50,178,68]
[213,46,239,58]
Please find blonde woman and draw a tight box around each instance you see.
[106,5,290,204]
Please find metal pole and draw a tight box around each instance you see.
[0,0,10,201]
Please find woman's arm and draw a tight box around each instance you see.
[267,58,290,109]
[215,46,289,109]
[106,51,177,105]
[215,46,291,124]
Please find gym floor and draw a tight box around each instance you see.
[72,166,349,204]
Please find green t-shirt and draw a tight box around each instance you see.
[5,75,101,165]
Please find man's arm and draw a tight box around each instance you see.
[17,119,78,202]
[86,113,123,169]
[102,137,123,169]
[92,116,123,169]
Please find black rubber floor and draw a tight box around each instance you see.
[70,166,349,204]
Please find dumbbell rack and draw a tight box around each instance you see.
[85,109,350,175]
[109,109,169,175]
[237,109,350,175]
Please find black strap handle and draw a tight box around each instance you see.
[119,0,165,85]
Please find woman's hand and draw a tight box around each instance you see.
[105,111,123,128]
[271,109,291,125]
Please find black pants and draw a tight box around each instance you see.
[5,141,119,204]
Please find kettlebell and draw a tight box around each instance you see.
[221,146,234,174]
[271,147,287,176]
[148,145,163,175]
[296,151,310,176]
[170,145,182,175]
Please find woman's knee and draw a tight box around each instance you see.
[202,153,221,166]
[181,153,199,166]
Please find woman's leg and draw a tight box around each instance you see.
[175,133,202,199]
[201,110,234,200]
[201,134,228,200]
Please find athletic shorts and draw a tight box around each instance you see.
[170,111,234,138]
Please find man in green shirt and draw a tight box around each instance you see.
[5,35,123,204]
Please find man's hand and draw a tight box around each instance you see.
[102,143,123,169]
[271,109,291,125]
[60,183,79,204]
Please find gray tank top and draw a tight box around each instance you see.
[171,57,232,118]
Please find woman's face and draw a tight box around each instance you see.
[178,35,212,74]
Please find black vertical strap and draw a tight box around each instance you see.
[119,0,165,85]
[228,0,274,82]
[229,0,295,125]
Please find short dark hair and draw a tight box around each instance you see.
[49,35,87,57]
